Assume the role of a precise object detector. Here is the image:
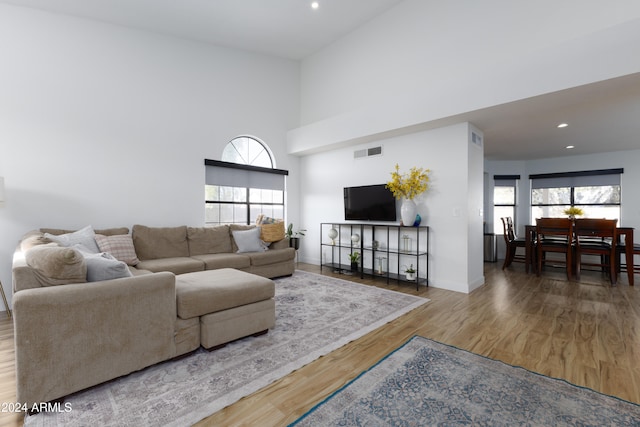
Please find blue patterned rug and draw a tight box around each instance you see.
[291,336,640,426]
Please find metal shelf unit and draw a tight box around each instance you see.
[320,223,429,290]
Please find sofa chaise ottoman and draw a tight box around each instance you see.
[175,268,276,350]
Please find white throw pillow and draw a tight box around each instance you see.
[232,227,268,253]
[45,225,100,253]
[81,251,133,282]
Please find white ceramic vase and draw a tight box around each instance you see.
[401,198,417,226]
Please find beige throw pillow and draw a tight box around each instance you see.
[25,244,87,286]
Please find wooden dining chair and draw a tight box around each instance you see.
[501,217,526,270]
[617,242,640,276]
[536,217,574,280]
[574,218,618,284]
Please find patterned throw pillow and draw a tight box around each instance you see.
[95,234,140,266]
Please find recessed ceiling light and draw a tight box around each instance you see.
[557,123,568,128]
[566,145,575,149]
[311,1,319,9]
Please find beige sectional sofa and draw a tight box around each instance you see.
[11,223,295,407]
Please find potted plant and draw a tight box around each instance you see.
[386,164,431,226]
[285,223,307,249]
[349,252,360,272]
[403,264,416,281]
[563,206,584,220]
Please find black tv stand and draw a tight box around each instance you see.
[319,223,429,290]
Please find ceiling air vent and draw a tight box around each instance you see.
[354,145,383,159]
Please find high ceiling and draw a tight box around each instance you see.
[3,0,639,161]
[1,0,405,60]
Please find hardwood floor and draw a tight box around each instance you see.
[2,262,640,427]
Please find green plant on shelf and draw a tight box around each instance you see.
[285,223,307,238]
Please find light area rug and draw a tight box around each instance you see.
[291,336,640,426]
[24,270,428,427]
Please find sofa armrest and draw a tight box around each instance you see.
[13,272,177,406]
[270,239,290,250]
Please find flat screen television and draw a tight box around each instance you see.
[344,184,397,221]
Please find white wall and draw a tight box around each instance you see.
[0,4,301,309]
[291,0,640,154]
[298,123,483,293]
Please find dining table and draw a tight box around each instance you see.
[524,224,634,286]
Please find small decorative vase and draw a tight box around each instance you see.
[401,198,417,227]
[405,272,416,281]
[289,237,300,250]
[328,227,338,245]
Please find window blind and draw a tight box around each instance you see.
[494,174,520,186]
[204,159,288,191]
[530,169,622,189]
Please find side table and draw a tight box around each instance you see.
[0,280,11,318]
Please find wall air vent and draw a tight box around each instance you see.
[471,131,483,147]
[354,145,383,159]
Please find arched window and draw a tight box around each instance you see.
[205,136,287,225]
[222,136,274,168]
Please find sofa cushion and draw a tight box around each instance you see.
[135,257,205,275]
[231,227,267,253]
[95,234,140,266]
[269,239,290,250]
[190,253,251,270]
[246,247,296,267]
[40,227,130,236]
[24,244,87,286]
[44,225,100,253]
[175,268,275,319]
[132,225,189,260]
[187,225,232,256]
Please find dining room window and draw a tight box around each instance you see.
[493,175,519,234]
[530,169,622,222]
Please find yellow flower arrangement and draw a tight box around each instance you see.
[386,164,430,200]
[563,206,584,218]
